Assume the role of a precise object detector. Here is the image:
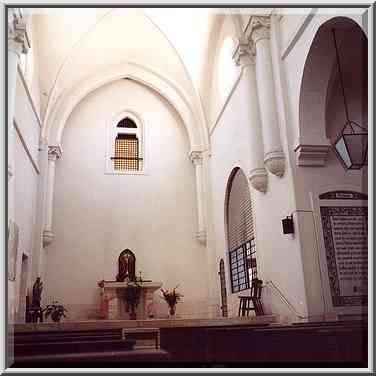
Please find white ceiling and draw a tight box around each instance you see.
[30,8,274,125]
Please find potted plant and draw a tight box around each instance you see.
[160,286,183,317]
[43,301,68,322]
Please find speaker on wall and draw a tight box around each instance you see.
[282,216,294,234]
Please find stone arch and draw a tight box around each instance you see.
[297,16,367,166]
[43,61,209,151]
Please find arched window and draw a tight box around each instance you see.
[106,113,144,174]
[225,168,257,293]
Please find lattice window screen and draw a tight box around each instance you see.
[114,134,139,171]
[227,169,254,250]
[117,117,137,128]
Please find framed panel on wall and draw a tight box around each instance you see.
[312,190,368,314]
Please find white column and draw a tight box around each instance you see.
[189,151,207,244]
[43,146,62,247]
[233,40,268,193]
[250,16,285,177]
[31,138,49,281]
[8,10,30,220]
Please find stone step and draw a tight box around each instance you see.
[15,338,136,357]
[14,315,277,333]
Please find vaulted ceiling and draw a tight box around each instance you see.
[30,7,271,134]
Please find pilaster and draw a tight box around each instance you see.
[43,145,62,247]
[189,150,207,244]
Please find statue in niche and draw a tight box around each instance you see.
[28,277,44,323]
[116,249,136,282]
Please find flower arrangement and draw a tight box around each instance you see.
[160,286,183,316]
[43,301,68,322]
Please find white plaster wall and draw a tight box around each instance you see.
[280,9,368,319]
[10,133,39,321]
[27,15,42,119]
[8,68,41,324]
[208,65,308,321]
[208,16,240,130]
[43,79,208,320]
[278,8,317,57]
[14,72,40,171]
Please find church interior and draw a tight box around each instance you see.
[6,5,369,369]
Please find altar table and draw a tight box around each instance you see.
[99,281,162,320]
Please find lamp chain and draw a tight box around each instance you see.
[332,28,354,132]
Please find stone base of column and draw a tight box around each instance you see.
[264,150,285,177]
[248,167,268,193]
[43,229,54,248]
[196,230,207,245]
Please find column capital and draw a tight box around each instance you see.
[248,16,271,45]
[8,9,30,55]
[48,145,63,161]
[233,39,255,67]
[189,150,203,166]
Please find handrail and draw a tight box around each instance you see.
[263,280,311,320]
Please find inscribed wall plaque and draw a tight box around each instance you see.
[320,206,367,307]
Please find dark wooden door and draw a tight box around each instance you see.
[218,259,228,317]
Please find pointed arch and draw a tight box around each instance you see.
[43,61,209,151]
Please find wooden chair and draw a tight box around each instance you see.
[238,278,264,317]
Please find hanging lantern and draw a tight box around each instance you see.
[334,120,368,170]
[331,29,368,170]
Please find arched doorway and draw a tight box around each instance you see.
[225,167,258,294]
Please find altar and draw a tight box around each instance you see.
[99,281,162,320]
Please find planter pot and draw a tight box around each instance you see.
[51,313,62,322]
[169,305,176,317]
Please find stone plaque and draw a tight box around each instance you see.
[320,206,367,307]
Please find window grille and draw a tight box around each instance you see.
[107,114,144,174]
[226,168,257,293]
[112,134,142,171]
[117,117,137,129]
